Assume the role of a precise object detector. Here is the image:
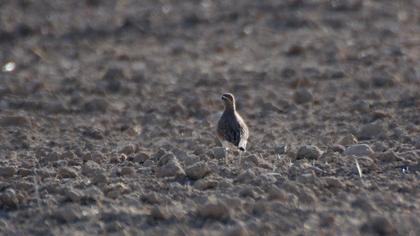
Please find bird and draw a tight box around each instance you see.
[217,93,249,153]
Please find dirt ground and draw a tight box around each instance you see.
[0,0,419,235]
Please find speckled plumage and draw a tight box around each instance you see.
[217,93,249,151]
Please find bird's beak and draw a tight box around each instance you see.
[221,95,227,100]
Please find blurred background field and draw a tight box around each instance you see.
[0,0,419,235]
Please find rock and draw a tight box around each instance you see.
[0,188,18,208]
[330,144,345,153]
[358,123,386,140]
[105,183,130,199]
[0,115,31,127]
[352,101,370,113]
[63,187,84,202]
[131,152,150,163]
[185,162,210,180]
[84,186,104,201]
[157,158,185,178]
[81,126,104,139]
[197,200,231,220]
[58,167,78,178]
[150,206,171,220]
[343,144,374,157]
[274,144,288,155]
[82,160,103,177]
[0,166,16,178]
[338,134,358,146]
[372,151,404,162]
[296,145,322,160]
[194,178,218,190]
[267,186,288,201]
[235,170,256,184]
[227,223,249,236]
[157,153,176,166]
[52,204,83,223]
[141,192,163,204]
[110,153,127,164]
[293,88,313,104]
[82,98,109,113]
[210,147,227,159]
[372,75,395,87]
[120,144,136,155]
[351,196,377,212]
[360,216,397,236]
[120,166,135,176]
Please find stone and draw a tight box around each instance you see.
[120,166,135,176]
[157,158,185,178]
[360,216,397,236]
[82,160,103,177]
[105,183,130,199]
[120,144,136,155]
[343,144,374,157]
[58,167,78,178]
[197,200,231,220]
[131,152,150,163]
[194,178,218,190]
[0,115,31,127]
[52,204,83,223]
[293,88,313,104]
[150,206,171,220]
[358,123,386,140]
[235,170,256,184]
[372,151,404,162]
[0,188,18,208]
[274,144,288,155]
[338,134,358,146]
[0,166,16,178]
[185,162,210,180]
[210,147,227,159]
[63,187,84,202]
[330,144,345,153]
[352,101,370,113]
[296,145,322,160]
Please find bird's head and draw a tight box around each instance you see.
[221,93,236,110]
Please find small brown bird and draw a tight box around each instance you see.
[217,93,249,152]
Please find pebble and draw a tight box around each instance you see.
[194,178,218,190]
[338,134,358,146]
[157,158,185,178]
[105,183,130,199]
[296,145,322,160]
[58,167,78,178]
[0,115,31,127]
[274,144,288,155]
[82,160,103,177]
[63,187,84,202]
[330,144,345,153]
[150,206,171,220]
[343,144,374,157]
[293,88,313,104]
[352,101,370,113]
[120,144,136,155]
[360,216,397,236]
[185,161,210,180]
[120,166,135,176]
[0,188,18,208]
[235,170,256,184]
[210,147,227,159]
[197,200,231,220]
[372,151,404,162]
[358,122,386,140]
[52,204,83,223]
[131,152,150,163]
[0,166,17,178]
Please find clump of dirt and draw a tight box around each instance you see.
[0,0,419,235]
